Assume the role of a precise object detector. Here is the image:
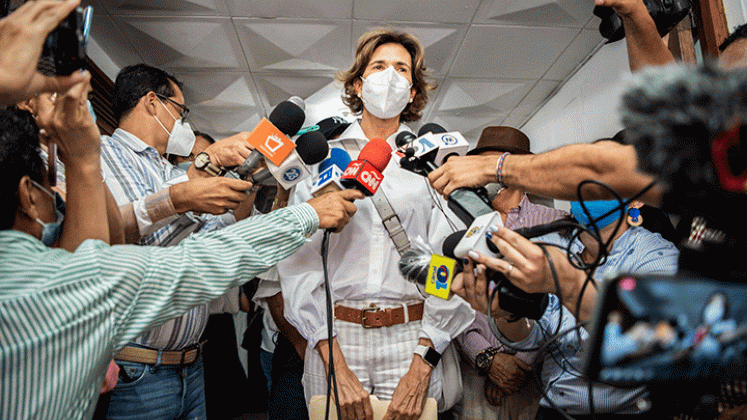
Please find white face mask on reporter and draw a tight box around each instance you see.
[153,98,196,157]
[359,66,413,120]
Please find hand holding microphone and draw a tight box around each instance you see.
[306,189,365,232]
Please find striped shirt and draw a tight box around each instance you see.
[100,128,233,349]
[0,204,317,420]
[456,195,568,364]
[518,227,680,414]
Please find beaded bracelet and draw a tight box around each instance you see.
[495,152,510,185]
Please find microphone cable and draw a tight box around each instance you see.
[321,230,342,420]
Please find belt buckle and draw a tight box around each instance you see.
[361,303,380,329]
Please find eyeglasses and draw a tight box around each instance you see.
[156,93,190,120]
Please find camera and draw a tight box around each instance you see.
[1,1,93,76]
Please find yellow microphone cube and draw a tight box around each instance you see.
[425,254,457,300]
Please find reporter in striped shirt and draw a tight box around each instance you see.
[0,103,362,420]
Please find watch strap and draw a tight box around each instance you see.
[414,345,441,368]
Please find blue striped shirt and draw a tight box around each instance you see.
[0,204,317,420]
[519,227,680,414]
[100,128,234,349]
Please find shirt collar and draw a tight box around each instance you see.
[112,128,155,154]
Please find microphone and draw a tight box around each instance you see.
[452,213,503,259]
[264,130,330,189]
[441,229,549,320]
[395,127,494,225]
[231,97,306,181]
[399,240,457,300]
[417,123,470,165]
[311,148,352,197]
[340,138,392,196]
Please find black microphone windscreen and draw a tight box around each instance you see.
[268,100,305,137]
[395,131,416,148]
[442,230,466,259]
[418,123,447,136]
[295,130,329,165]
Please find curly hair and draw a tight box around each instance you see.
[337,29,435,123]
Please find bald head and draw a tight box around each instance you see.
[720,38,747,70]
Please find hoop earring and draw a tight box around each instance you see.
[627,207,643,227]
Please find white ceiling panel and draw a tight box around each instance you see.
[253,73,338,110]
[508,80,559,116]
[353,0,482,24]
[112,16,247,70]
[501,112,532,129]
[89,16,142,69]
[227,0,353,19]
[474,0,593,28]
[429,78,535,117]
[100,0,228,16]
[235,19,352,71]
[89,1,615,136]
[352,21,467,77]
[451,25,579,79]
[543,29,604,81]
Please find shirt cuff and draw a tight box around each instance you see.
[418,325,452,354]
[285,203,319,238]
[309,323,336,351]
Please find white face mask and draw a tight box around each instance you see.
[154,98,196,157]
[359,66,413,120]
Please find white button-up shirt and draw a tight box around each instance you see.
[276,121,475,353]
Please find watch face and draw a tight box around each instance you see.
[476,352,490,371]
[194,153,209,170]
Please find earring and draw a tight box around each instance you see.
[627,207,643,227]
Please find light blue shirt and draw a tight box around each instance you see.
[518,227,680,414]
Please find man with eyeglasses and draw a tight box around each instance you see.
[99,63,262,420]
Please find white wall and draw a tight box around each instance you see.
[521,40,630,153]
[724,0,747,31]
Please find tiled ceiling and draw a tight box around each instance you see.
[84,0,605,144]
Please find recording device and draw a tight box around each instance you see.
[227,97,327,189]
[582,63,747,387]
[398,239,457,300]
[593,0,691,43]
[395,126,494,225]
[1,1,94,76]
[417,123,470,166]
[440,228,549,320]
[311,148,352,197]
[452,213,503,259]
[340,138,391,196]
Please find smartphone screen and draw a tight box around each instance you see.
[584,274,747,385]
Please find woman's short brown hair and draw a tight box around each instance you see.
[337,28,435,123]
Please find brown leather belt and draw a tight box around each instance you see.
[114,341,206,366]
[334,302,424,328]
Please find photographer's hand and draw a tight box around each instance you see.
[0,0,87,105]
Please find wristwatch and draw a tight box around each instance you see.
[194,152,225,177]
[475,347,500,373]
[413,345,441,368]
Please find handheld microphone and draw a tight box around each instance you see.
[396,127,494,225]
[441,229,549,320]
[311,148,352,197]
[399,241,457,300]
[340,138,391,196]
[231,97,306,182]
[417,123,470,165]
[265,130,330,189]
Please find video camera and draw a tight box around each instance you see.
[582,64,747,390]
[1,0,93,75]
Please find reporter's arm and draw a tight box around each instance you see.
[50,75,109,250]
[596,0,676,72]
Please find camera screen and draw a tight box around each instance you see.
[584,274,747,385]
